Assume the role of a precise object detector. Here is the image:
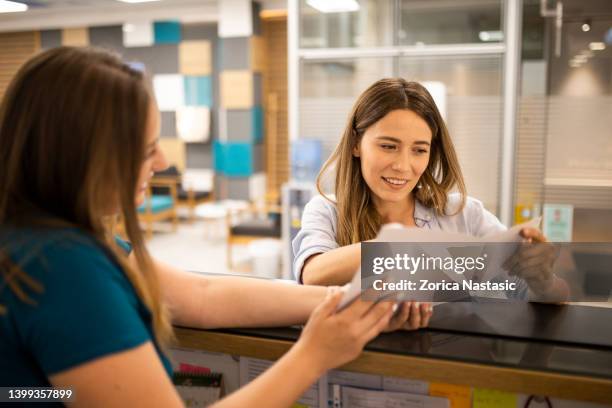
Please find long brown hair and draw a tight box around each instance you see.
[317,78,466,247]
[0,47,173,348]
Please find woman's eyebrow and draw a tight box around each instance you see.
[376,136,402,143]
[413,140,431,146]
[376,136,431,146]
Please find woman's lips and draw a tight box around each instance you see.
[381,176,409,189]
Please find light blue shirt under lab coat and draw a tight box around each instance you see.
[292,193,528,299]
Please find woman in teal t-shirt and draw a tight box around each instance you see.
[0,47,432,407]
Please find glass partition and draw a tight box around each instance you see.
[399,55,503,211]
[292,0,519,224]
[515,0,612,241]
[300,57,395,160]
[399,0,503,45]
[299,0,394,48]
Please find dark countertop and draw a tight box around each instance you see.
[208,302,612,381]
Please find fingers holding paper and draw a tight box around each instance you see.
[504,228,566,301]
[383,301,433,332]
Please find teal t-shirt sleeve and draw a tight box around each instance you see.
[14,238,151,376]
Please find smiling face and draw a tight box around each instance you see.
[135,102,168,206]
[353,109,432,210]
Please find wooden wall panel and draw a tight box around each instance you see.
[0,31,40,101]
[261,16,288,199]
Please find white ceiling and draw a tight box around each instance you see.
[0,0,286,33]
[21,0,123,8]
[18,0,275,9]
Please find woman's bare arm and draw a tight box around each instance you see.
[301,243,361,286]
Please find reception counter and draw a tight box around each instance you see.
[174,302,612,405]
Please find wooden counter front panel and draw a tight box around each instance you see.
[174,328,612,405]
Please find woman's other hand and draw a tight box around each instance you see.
[382,301,433,332]
[505,228,561,298]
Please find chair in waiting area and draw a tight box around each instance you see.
[152,166,214,222]
[226,194,282,270]
[137,178,178,240]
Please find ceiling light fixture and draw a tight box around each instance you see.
[573,55,588,63]
[0,0,27,13]
[116,0,162,3]
[589,42,606,51]
[306,0,360,13]
[581,19,591,32]
[478,31,504,42]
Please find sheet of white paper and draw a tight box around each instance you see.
[479,217,541,282]
[337,266,361,311]
[337,217,542,306]
[239,357,327,408]
[376,224,477,285]
[328,370,382,390]
[382,376,429,395]
[341,386,449,408]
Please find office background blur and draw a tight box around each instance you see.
[0,0,610,278]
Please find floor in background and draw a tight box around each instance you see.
[145,220,266,276]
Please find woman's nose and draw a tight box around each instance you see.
[391,154,410,172]
[153,148,169,172]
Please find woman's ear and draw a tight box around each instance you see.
[352,144,360,158]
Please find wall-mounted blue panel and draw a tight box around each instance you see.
[184,76,213,107]
[213,141,253,177]
[154,21,181,44]
[224,142,253,177]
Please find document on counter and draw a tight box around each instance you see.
[341,386,449,408]
[239,357,328,408]
[327,371,431,407]
[382,376,429,395]
[328,370,383,391]
[337,217,541,308]
[374,217,541,283]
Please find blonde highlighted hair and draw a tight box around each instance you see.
[317,78,466,247]
[0,47,173,349]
